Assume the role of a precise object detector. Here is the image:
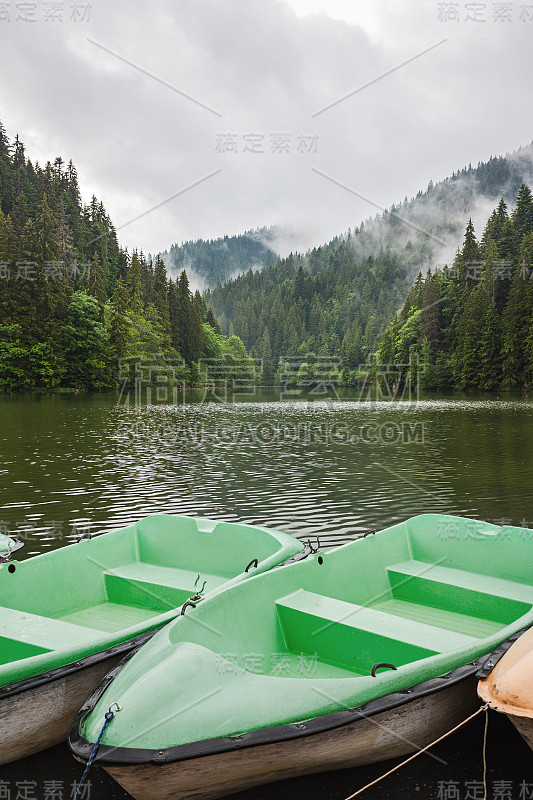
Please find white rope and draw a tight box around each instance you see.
[482,705,489,800]
[343,703,490,800]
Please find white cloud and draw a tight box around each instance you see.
[1,0,532,256]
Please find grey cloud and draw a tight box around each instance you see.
[1,0,532,257]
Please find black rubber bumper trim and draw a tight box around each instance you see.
[0,629,161,700]
[69,630,525,768]
[475,625,532,678]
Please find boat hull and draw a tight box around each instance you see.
[1,514,304,766]
[477,624,533,753]
[507,714,533,750]
[0,653,123,766]
[102,675,478,800]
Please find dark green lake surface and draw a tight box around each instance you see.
[1,391,532,798]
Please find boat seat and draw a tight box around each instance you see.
[0,606,103,652]
[104,562,227,592]
[387,561,533,624]
[102,563,227,611]
[276,589,478,673]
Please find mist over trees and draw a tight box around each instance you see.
[375,184,533,391]
[2,115,533,395]
[161,229,278,289]
[206,147,533,388]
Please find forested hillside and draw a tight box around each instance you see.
[2,116,533,394]
[161,228,278,289]
[206,147,533,384]
[0,121,251,391]
[375,184,533,391]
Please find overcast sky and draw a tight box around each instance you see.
[1,0,532,256]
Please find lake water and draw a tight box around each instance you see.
[1,391,532,798]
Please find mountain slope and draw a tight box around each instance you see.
[160,228,279,290]
[206,144,533,376]
[0,120,251,391]
[375,183,533,392]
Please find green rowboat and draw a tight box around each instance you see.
[0,532,23,560]
[0,514,303,765]
[70,514,533,800]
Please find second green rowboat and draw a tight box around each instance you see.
[0,513,303,765]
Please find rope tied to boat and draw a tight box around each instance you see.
[343,703,490,800]
[73,703,121,800]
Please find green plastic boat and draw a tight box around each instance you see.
[70,514,533,800]
[0,514,303,765]
[0,532,23,560]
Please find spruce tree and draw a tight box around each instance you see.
[88,252,106,315]
[152,255,170,334]
[462,219,479,286]
[513,184,533,240]
[110,276,130,361]
[168,278,180,351]
[261,327,275,384]
[206,307,222,335]
[176,270,193,363]
[127,251,143,314]
[482,198,508,246]
[190,290,205,363]
[479,301,502,390]
[501,261,530,387]
[458,283,488,389]
[420,271,441,354]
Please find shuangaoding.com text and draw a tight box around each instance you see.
[125,421,425,446]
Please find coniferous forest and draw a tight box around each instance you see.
[2,116,533,394]
[161,228,278,289]
[206,150,533,388]
[376,184,533,391]
[0,121,252,391]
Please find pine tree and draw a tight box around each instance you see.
[501,262,530,387]
[498,217,519,263]
[512,184,533,239]
[462,219,479,285]
[10,191,30,237]
[88,252,106,314]
[140,253,153,306]
[399,271,424,321]
[168,278,180,351]
[110,276,130,361]
[176,270,193,363]
[482,198,508,246]
[458,283,488,389]
[12,135,25,168]
[261,327,275,384]
[478,301,502,390]
[127,251,143,314]
[190,290,205,363]
[206,307,222,335]
[152,255,170,334]
[420,270,441,354]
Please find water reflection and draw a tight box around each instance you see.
[2,392,533,796]
[1,393,532,556]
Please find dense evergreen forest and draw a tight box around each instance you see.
[161,228,278,289]
[207,148,533,387]
[207,245,415,385]
[0,122,252,391]
[376,184,533,392]
[2,117,533,394]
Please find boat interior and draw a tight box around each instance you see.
[173,515,533,681]
[0,515,299,669]
[273,518,533,678]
